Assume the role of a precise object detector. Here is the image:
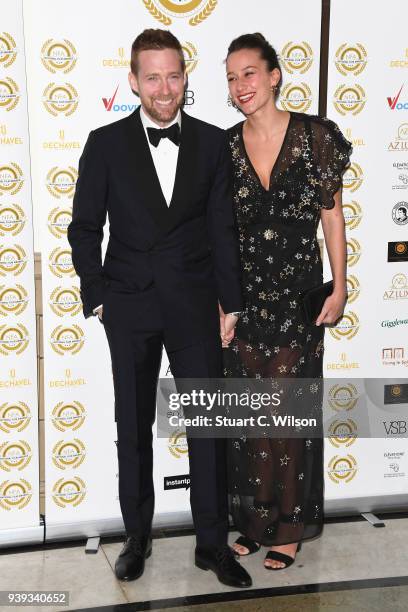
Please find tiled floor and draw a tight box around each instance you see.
[0,517,408,611]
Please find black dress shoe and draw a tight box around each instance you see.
[195,545,252,588]
[114,535,152,581]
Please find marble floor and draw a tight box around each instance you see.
[0,516,407,611]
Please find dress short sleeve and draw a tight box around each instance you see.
[311,117,353,210]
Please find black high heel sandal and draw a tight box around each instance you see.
[232,535,261,556]
[264,541,302,570]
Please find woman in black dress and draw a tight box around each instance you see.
[222,34,352,569]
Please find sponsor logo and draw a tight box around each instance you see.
[0,323,29,355]
[0,402,31,434]
[49,286,81,317]
[383,272,408,299]
[43,130,81,150]
[182,41,198,74]
[382,347,408,367]
[0,77,20,112]
[51,401,86,432]
[0,163,24,196]
[48,247,75,278]
[279,82,312,113]
[43,83,79,117]
[0,440,31,472]
[329,311,360,340]
[346,238,361,266]
[164,474,190,490]
[102,84,138,113]
[52,476,86,507]
[335,43,367,76]
[52,439,86,469]
[333,84,366,115]
[327,454,357,483]
[344,128,365,147]
[0,33,17,68]
[48,207,72,238]
[388,241,408,262]
[387,84,408,111]
[381,317,408,329]
[343,201,362,230]
[41,39,77,73]
[342,162,363,191]
[383,420,407,435]
[346,275,360,303]
[49,368,86,388]
[0,479,32,510]
[384,451,405,478]
[102,47,130,68]
[388,123,408,151]
[392,171,408,191]
[390,48,408,68]
[46,166,77,199]
[0,204,25,236]
[0,245,26,276]
[142,0,218,27]
[168,429,188,458]
[328,419,357,447]
[392,201,408,225]
[326,352,360,370]
[384,383,408,404]
[0,124,23,146]
[328,383,359,411]
[280,41,313,74]
[0,285,28,316]
[50,325,85,355]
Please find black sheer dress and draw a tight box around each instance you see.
[224,112,352,546]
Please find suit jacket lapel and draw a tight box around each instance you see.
[124,106,169,229]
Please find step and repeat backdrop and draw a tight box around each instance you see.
[0,0,406,540]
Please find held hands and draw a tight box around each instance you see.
[219,304,239,348]
[315,289,346,326]
[95,305,103,320]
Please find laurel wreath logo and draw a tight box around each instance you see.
[189,0,217,26]
[143,0,172,25]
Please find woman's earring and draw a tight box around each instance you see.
[271,85,277,94]
[228,94,238,109]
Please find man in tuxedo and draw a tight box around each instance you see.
[68,29,251,588]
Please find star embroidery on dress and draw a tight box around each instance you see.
[290,339,298,348]
[280,454,290,465]
[245,344,253,352]
[278,364,287,373]
[297,324,305,333]
[298,472,304,480]
[242,315,249,324]
[259,291,266,300]
[255,276,262,283]
[305,439,312,448]
[244,262,252,271]
[283,288,290,295]
[238,187,249,198]
[274,346,280,353]
[260,451,268,459]
[263,229,275,240]
[294,253,302,259]
[294,505,301,514]
[259,506,269,518]
[255,477,261,485]
[266,255,274,263]
[279,190,286,198]
[271,290,279,301]
[265,349,271,357]
[289,301,297,309]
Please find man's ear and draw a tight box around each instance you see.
[128,71,139,96]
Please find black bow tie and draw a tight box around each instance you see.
[147,123,180,147]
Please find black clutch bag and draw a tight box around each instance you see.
[301,280,333,325]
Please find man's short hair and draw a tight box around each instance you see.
[130,29,185,74]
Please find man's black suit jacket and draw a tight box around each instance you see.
[68,107,243,351]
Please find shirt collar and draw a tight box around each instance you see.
[140,106,181,133]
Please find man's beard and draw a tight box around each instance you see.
[144,95,183,125]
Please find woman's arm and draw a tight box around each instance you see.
[316,189,347,326]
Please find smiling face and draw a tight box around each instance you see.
[226,48,281,116]
[128,47,186,126]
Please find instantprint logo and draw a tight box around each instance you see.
[52,476,86,508]
[343,201,362,230]
[142,0,218,27]
[329,312,360,340]
[46,166,77,199]
[0,479,32,510]
[0,323,29,355]
[0,204,25,236]
[43,83,79,117]
[346,275,360,303]
[51,401,86,432]
[383,273,408,300]
[388,241,408,262]
[168,429,188,459]
[382,347,406,367]
[392,201,408,225]
[0,285,28,316]
[388,123,408,151]
[48,207,72,238]
[0,440,31,472]
[0,245,27,276]
[0,33,17,68]
[41,39,77,74]
[327,454,358,483]
[0,163,24,196]
[279,82,312,113]
[326,352,360,370]
[48,247,75,278]
[49,286,81,317]
[280,42,313,74]
[328,420,357,447]
[335,43,367,76]
[387,84,408,111]
[328,383,359,411]
[346,238,361,266]
[52,439,86,469]
[50,325,85,355]
[390,48,408,68]
[0,402,31,434]
[342,162,363,191]
[0,78,20,112]
[103,47,130,68]
[333,84,366,115]
[182,41,198,74]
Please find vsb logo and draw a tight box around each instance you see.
[342,201,362,230]
[43,83,79,117]
[280,41,313,74]
[46,167,77,199]
[346,238,361,267]
[41,39,77,74]
[328,419,357,447]
[50,325,85,355]
[182,41,198,74]
[48,247,75,278]
[48,207,72,238]
[383,420,407,435]
[0,323,29,355]
[333,84,366,115]
[0,402,31,434]
[49,286,81,317]
[0,163,24,196]
[346,275,360,303]
[0,285,28,316]
[329,311,360,340]
[335,43,367,76]
[52,439,86,469]
[343,162,363,192]
[51,401,86,432]
[280,82,312,113]
[0,440,32,472]
[0,245,27,276]
[52,476,86,508]
[0,204,25,236]
[327,454,357,483]
[142,0,218,27]
[0,33,17,68]
[0,479,32,510]
[0,77,20,112]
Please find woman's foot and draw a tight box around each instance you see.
[264,542,299,569]
[232,536,260,556]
